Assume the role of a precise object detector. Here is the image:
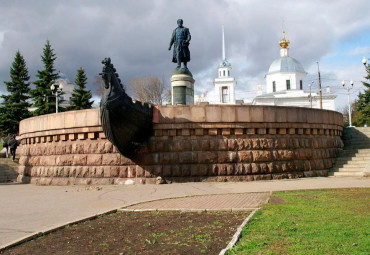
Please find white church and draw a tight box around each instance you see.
[195,26,336,111]
[252,31,336,110]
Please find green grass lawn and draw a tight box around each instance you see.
[229,188,370,255]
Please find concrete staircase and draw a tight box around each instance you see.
[0,158,19,183]
[329,127,370,177]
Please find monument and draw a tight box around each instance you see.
[169,19,194,105]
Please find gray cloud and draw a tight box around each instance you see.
[0,0,369,104]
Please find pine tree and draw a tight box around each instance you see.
[30,40,60,116]
[68,67,94,110]
[353,62,370,126]
[0,51,31,135]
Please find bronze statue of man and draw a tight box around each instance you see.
[169,19,191,69]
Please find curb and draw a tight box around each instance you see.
[219,208,260,255]
[119,208,259,212]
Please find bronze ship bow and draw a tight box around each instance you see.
[100,58,153,158]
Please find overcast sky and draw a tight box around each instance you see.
[0,0,369,110]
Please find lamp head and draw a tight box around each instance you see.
[350,80,354,86]
[342,80,345,87]
[363,57,367,66]
[50,84,55,90]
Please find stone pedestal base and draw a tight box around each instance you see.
[171,74,194,105]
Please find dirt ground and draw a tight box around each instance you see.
[1,210,250,255]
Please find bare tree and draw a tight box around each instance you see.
[93,75,105,97]
[128,76,170,105]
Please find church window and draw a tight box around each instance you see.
[273,81,276,92]
[286,80,291,90]
[300,80,303,90]
[223,70,225,76]
[222,86,229,103]
[228,70,230,76]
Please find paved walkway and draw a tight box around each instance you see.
[0,177,369,247]
[125,193,270,210]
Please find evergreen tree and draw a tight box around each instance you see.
[353,61,370,126]
[30,40,59,115]
[68,67,94,110]
[0,51,31,135]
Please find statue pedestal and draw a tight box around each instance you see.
[171,72,194,105]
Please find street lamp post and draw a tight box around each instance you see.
[50,81,63,113]
[342,80,354,127]
[308,81,313,108]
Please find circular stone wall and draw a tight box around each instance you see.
[17,105,344,185]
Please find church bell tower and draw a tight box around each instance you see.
[214,22,236,104]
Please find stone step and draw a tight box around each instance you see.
[333,162,368,168]
[335,157,369,162]
[340,149,370,155]
[329,171,364,177]
[344,146,370,150]
[331,166,366,172]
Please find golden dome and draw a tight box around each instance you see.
[279,30,290,49]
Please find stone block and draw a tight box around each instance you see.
[278,128,287,135]
[250,106,264,122]
[88,132,98,140]
[182,129,190,136]
[72,143,84,154]
[222,128,231,136]
[209,128,217,135]
[252,151,273,162]
[195,129,203,136]
[227,139,237,150]
[190,106,206,122]
[236,106,250,122]
[103,142,113,153]
[205,106,222,122]
[158,106,175,123]
[174,106,191,123]
[73,155,87,165]
[235,128,244,135]
[246,128,255,135]
[238,151,253,162]
[275,107,288,122]
[171,165,181,177]
[168,129,176,136]
[236,138,244,150]
[251,163,260,174]
[257,128,266,135]
[127,166,136,178]
[69,134,78,141]
[162,165,171,177]
[87,154,102,165]
[198,151,218,163]
[102,154,120,165]
[57,155,73,166]
[218,151,237,163]
[268,128,277,135]
[263,107,276,122]
[178,151,195,164]
[221,106,236,122]
[218,139,228,150]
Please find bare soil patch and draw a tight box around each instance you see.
[269,196,286,205]
[1,211,250,255]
